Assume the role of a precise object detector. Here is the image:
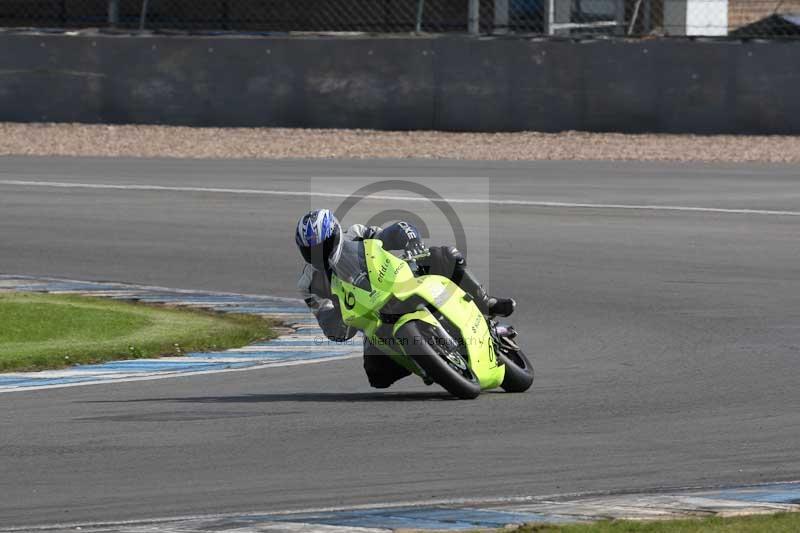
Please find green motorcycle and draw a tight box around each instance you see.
[331,239,534,399]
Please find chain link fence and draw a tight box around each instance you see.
[1,0,798,37]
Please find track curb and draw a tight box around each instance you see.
[0,275,360,393]
[2,481,797,532]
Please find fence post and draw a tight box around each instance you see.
[415,0,425,32]
[615,0,626,35]
[628,0,643,34]
[468,0,480,34]
[139,0,149,30]
[107,0,119,27]
[494,0,509,33]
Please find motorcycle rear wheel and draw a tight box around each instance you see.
[396,320,481,400]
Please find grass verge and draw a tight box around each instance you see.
[0,291,276,372]
[504,512,800,533]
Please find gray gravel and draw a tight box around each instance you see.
[3,123,800,163]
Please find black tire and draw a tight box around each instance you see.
[497,349,534,393]
[396,321,481,400]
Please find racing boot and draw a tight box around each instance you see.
[488,296,516,318]
[456,267,515,318]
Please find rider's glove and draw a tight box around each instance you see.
[405,238,430,261]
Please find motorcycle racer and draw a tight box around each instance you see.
[295,208,515,389]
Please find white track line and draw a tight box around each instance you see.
[2,179,800,217]
[0,353,360,394]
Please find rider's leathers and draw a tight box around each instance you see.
[297,223,389,343]
[297,222,491,342]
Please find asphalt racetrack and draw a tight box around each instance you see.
[1,157,799,527]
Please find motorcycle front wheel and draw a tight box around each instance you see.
[396,320,481,400]
[497,349,534,393]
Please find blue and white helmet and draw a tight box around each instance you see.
[295,209,342,270]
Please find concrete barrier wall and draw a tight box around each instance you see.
[1,33,798,134]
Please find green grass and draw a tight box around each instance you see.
[505,512,800,533]
[0,291,276,372]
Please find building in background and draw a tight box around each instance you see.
[0,0,797,37]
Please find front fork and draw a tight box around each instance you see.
[490,321,521,358]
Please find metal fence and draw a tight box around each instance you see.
[1,0,798,37]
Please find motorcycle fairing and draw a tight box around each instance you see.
[332,239,504,390]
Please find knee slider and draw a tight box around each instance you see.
[442,246,465,265]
